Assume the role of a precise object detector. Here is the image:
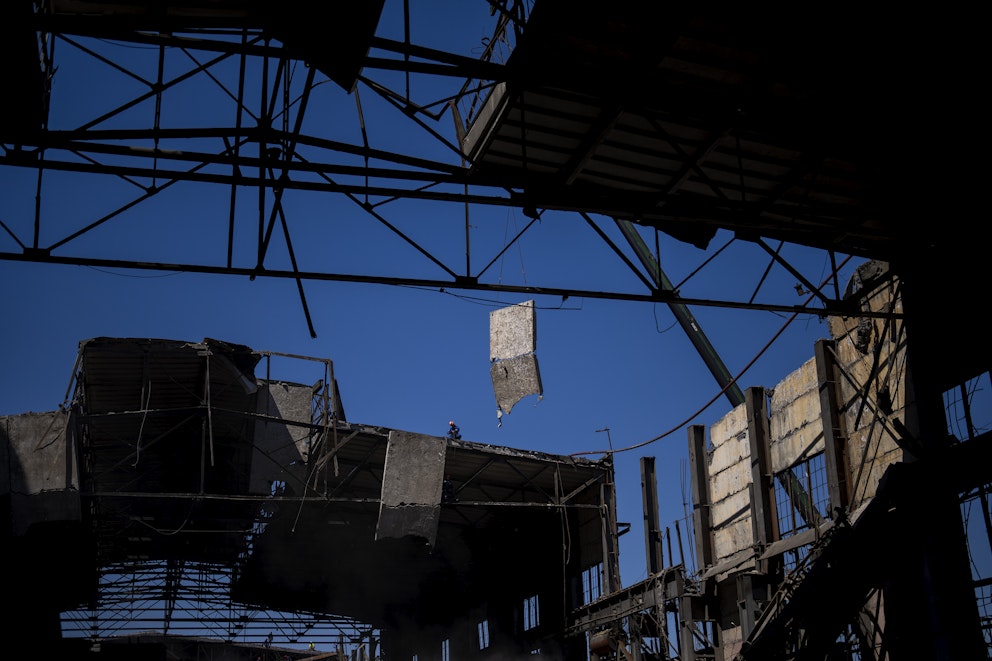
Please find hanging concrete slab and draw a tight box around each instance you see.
[489,300,542,417]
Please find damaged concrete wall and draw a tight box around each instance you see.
[376,431,447,546]
[1,411,80,535]
[706,356,826,568]
[250,381,313,496]
[698,260,910,659]
[708,406,753,566]
[827,263,907,508]
[768,357,824,474]
[702,261,906,566]
[491,353,542,415]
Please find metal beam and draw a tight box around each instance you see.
[616,219,745,407]
[688,425,713,573]
[640,457,665,575]
[0,249,898,318]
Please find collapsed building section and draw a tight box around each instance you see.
[3,261,991,660]
[1,336,613,660]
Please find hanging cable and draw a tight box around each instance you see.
[572,254,855,456]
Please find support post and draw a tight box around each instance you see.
[814,339,851,514]
[641,456,665,574]
[687,425,712,574]
[745,387,776,568]
[601,463,622,594]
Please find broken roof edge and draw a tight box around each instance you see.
[78,335,257,357]
[69,336,606,470]
[333,419,608,470]
[449,435,605,468]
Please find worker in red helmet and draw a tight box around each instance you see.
[447,420,461,440]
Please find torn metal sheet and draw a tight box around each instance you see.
[490,301,542,417]
[375,431,446,546]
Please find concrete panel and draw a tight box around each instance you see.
[836,353,878,407]
[770,357,818,405]
[713,517,755,561]
[250,382,312,496]
[768,358,819,436]
[848,424,904,506]
[490,301,542,417]
[10,490,81,536]
[769,387,822,444]
[376,431,446,546]
[490,353,543,414]
[2,411,75,494]
[711,488,751,529]
[710,432,750,477]
[711,463,750,503]
[720,619,744,659]
[711,406,748,444]
[836,346,908,430]
[829,264,908,440]
[826,263,908,508]
[827,313,857,342]
[489,300,536,360]
[708,406,751,546]
[769,426,825,475]
[2,411,80,535]
[709,406,748,475]
[768,358,825,472]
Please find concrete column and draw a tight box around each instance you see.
[745,387,776,563]
[814,339,851,514]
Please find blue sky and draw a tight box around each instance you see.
[1,0,868,593]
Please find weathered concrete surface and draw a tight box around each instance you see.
[250,381,312,495]
[376,431,446,546]
[769,357,824,473]
[708,406,754,563]
[490,301,542,415]
[703,260,915,660]
[828,261,906,509]
[704,262,908,566]
[490,353,543,414]
[709,408,749,475]
[489,300,536,360]
[1,411,80,535]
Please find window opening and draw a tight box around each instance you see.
[581,563,603,604]
[774,452,829,570]
[944,371,992,442]
[523,594,540,631]
[478,620,490,650]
